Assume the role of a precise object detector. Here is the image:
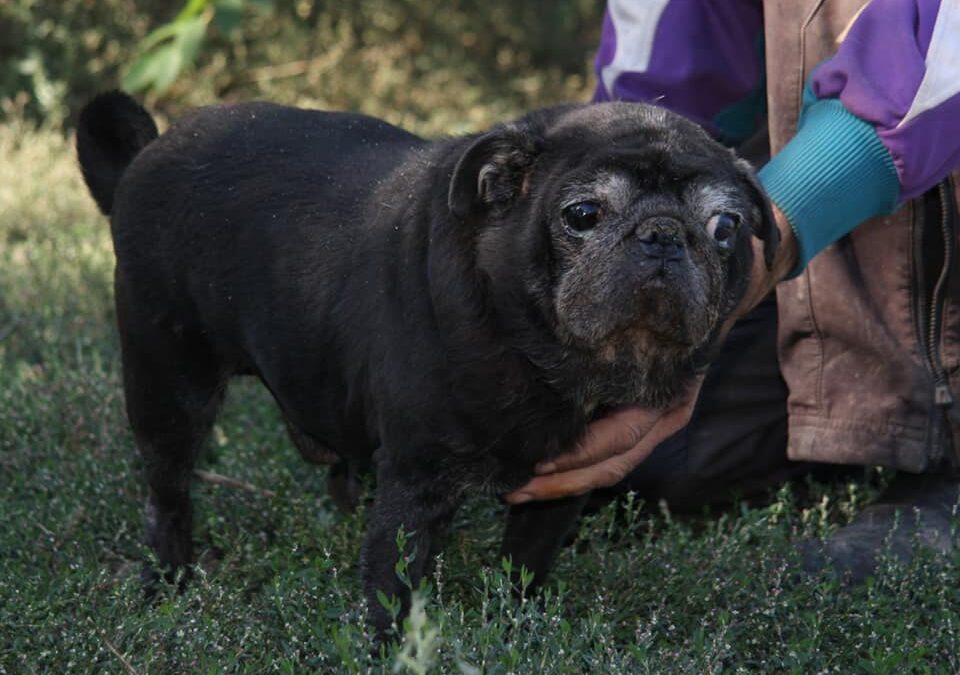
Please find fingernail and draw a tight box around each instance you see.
[506,492,532,504]
[535,462,556,475]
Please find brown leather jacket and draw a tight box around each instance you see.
[765,0,960,473]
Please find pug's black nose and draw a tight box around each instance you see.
[636,218,685,260]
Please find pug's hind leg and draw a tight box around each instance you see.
[284,418,340,465]
[499,494,591,594]
[327,460,364,513]
[283,419,361,512]
[120,324,226,593]
[360,461,459,640]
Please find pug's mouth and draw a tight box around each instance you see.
[592,320,699,364]
[556,284,711,357]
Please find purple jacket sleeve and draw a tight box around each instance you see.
[810,0,960,202]
[595,0,960,271]
[759,0,960,270]
[593,0,765,143]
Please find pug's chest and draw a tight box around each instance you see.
[440,410,590,496]
[442,454,551,498]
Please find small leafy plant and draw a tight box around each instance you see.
[123,0,271,96]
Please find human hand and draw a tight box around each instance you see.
[504,376,703,503]
[504,206,797,504]
[731,204,797,326]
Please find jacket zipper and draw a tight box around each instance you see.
[915,177,957,466]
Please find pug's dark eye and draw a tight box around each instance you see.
[562,201,602,233]
[706,212,740,249]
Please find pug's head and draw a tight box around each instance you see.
[448,102,777,406]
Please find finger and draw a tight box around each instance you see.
[508,400,696,503]
[505,462,626,503]
[535,376,704,475]
[534,406,662,475]
[728,206,796,321]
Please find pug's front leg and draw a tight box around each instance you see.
[361,461,459,639]
[499,494,591,592]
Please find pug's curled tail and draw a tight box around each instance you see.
[76,91,158,215]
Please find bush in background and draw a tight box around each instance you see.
[0,0,602,134]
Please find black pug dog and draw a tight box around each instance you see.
[76,91,776,634]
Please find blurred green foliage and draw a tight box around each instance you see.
[0,0,602,134]
[121,0,273,96]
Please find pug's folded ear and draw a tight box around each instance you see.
[448,124,543,221]
[735,158,780,270]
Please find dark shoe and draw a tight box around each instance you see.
[797,473,959,584]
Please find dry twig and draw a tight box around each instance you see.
[193,469,276,497]
[103,636,140,675]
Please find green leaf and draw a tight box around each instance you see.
[138,21,184,52]
[122,13,209,96]
[146,43,184,94]
[175,15,207,67]
[174,0,211,22]
[376,589,400,620]
[122,43,178,93]
[122,42,181,95]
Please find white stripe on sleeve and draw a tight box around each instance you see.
[601,0,672,98]
[899,0,960,127]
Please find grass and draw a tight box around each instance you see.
[2,95,960,674]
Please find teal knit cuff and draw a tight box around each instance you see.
[757,98,900,276]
